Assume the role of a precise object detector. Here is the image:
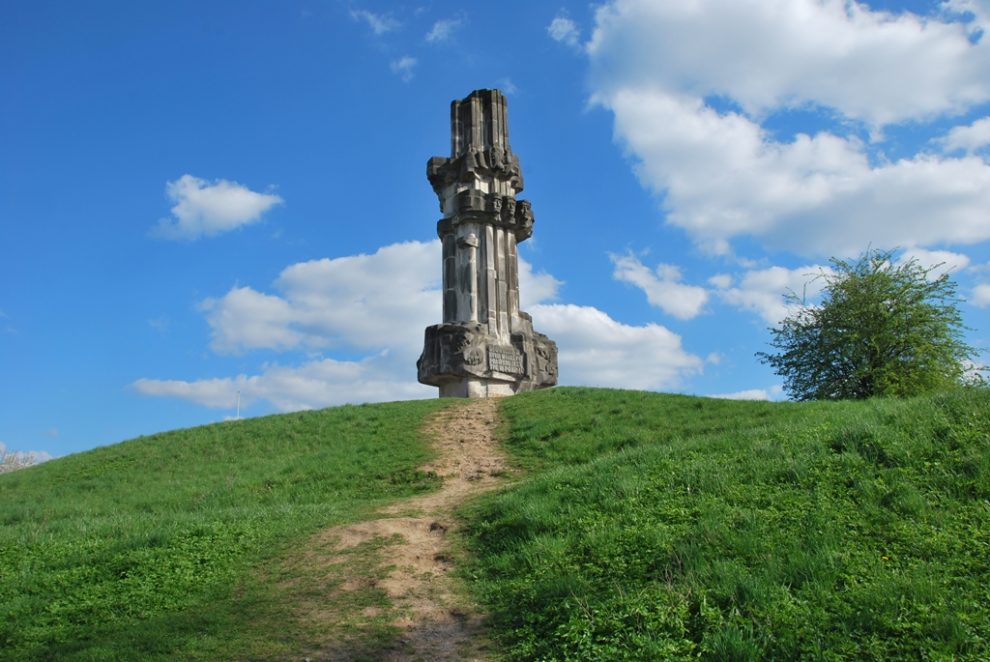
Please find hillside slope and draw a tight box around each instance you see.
[0,399,452,660]
[463,387,990,660]
[2,387,987,660]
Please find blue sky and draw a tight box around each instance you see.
[3,0,989,459]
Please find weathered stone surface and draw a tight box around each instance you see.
[418,89,558,397]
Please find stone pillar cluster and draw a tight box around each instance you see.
[417,89,558,398]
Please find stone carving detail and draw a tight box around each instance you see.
[417,324,488,383]
[533,333,558,384]
[418,89,558,398]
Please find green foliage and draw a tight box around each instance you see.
[0,399,451,660]
[462,387,990,660]
[758,249,977,400]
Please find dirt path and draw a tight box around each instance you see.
[298,398,506,661]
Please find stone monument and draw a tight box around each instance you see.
[417,89,558,397]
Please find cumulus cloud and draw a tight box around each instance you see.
[133,355,432,412]
[134,301,707,410]
[714,264,831,325]
[588,0,990,125]
[944,0,990,31]
[585,1,990,257]
[519,258,561,309]
[532,303,704,390]
[426,17,462,43]
[611,253,708,319]
[200,288,308,354]
[202,241,440,356]
[350,9,399,35]
[390,56,417,82]
[548,13,580,47]
[137,240,703,410]
[139,241,570,410]
[603,88,990,256]
[713,252,974,323]
[940,116,990,153]
[971,283,990,307]
[708,389,771,401]
[899,247,972,277]
[200,240,560,357]
[708,274,732,289]
[153,175,282,240]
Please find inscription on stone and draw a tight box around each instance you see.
[488,346,523,374]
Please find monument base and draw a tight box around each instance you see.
[438,380,515,398]
[417,322,557,398]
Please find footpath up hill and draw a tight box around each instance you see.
[1,387,988,660]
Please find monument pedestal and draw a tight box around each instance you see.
[417,90,557,397]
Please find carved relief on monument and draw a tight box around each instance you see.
[417,324,488,383]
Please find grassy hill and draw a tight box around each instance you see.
[2,387,988,660]
[0,399,453,659]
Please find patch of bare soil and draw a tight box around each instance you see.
[295,399,506,662]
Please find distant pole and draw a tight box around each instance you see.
[236,390,241,420]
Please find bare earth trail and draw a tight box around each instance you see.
[296,399,506,661]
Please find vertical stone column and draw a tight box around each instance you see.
[463,231,479,323]
[418,89,558,397]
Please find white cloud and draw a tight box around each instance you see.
[971,283,990,307]
[899,247,971,277]
[203,241,440,356]
[588,0,990,125]
[138,240,703,410]
[139,296,706,410]
[708,388,771,401]
[200,287,308,354]
[426,17,462,43]
[201,240,559,357]
[611,253,708,319]
[153,174,282,240]
[531,303,704,390]
[390,56,417,82]
[601,88,990,256]
[548,13,580,47]
[715,264,831,325]
[350,9,399,35]
[133,354,432,412]
[940,116,990,153]
[708,274,732,289]
[585,1,990,257]
[519,258,561,309]
[945,0,990,31]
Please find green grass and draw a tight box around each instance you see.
[3,387,988,660]
[0,398,452,660]
[461,387,990,660]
